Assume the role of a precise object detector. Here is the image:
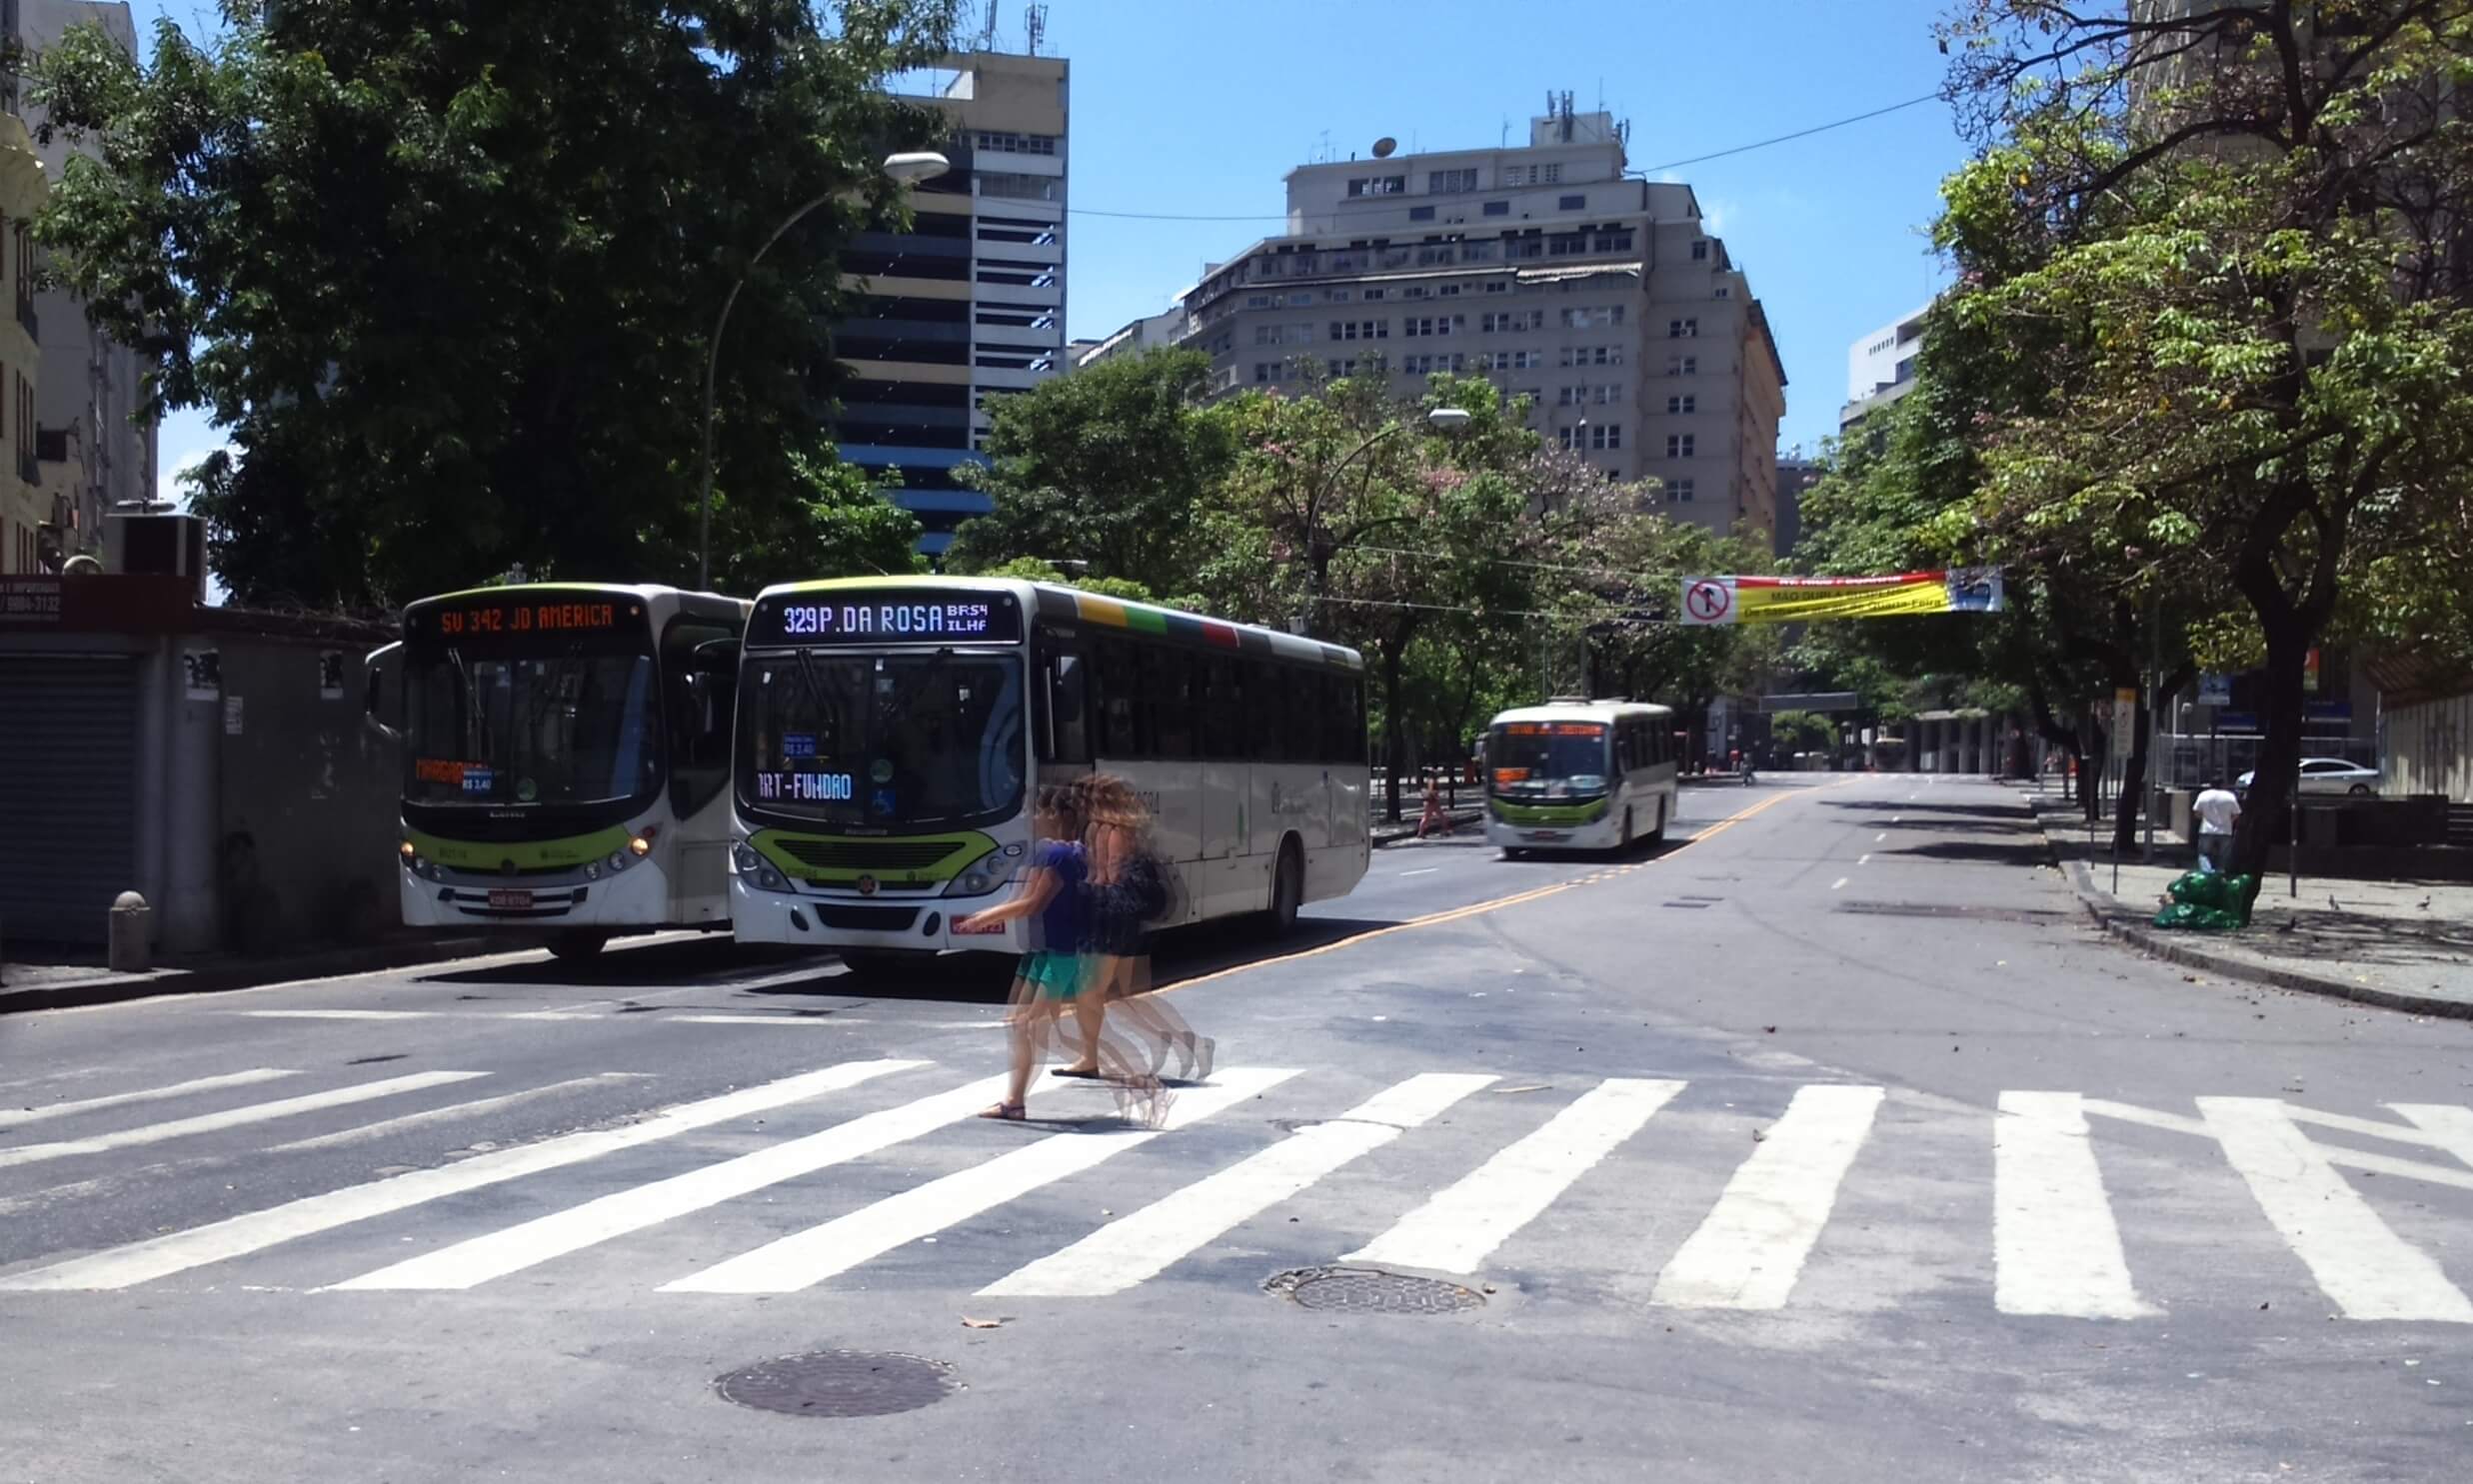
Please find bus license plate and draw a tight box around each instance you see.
[1527,830,1566,841]
[488,888,534,909]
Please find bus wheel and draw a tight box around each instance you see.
[1267,842,1304,934]
[548,930,610,963]
[1502,847,1528,861]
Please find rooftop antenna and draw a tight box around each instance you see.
[1500,115,1509,147]
[1560,90,1575,141]
[1025,2,1046,56]
[977,0,997,50]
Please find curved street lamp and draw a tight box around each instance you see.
[697,150,953,591]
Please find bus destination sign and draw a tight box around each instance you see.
[752,589,1021,647]
[418,596,640,641]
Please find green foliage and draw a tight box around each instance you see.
[32,0,961,609]
[948,349,1237,599]
[968,556,1199,614]
[1768,710,1835,755]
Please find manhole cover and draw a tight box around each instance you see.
[715,1350,957,1418]
[1264,1265,1486,1315]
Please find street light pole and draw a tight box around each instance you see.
[696,151,950,592]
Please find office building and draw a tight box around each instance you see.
[1073,305,1188,371]
[1840,302,1930,432]
[834,50,1068,555]
[1774,453,1819,560]
[1176,102,1786,540]
[4,0,157,571]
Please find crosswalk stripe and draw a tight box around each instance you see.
[330,1068,1010,1291]
[1651,1083,1884,1310]
[978,1072,1496,1298]
[2390,1104,2473,1171]
[1342,1078,1683,1273]
[0,1069,299,1130]
[2199,1096,2473,1323]
[268,1075,651,1153]
[0,1059,917,1292]
[0,1072,489,1171]
[665,1067,1299,1294]
[1993,1091,2155,1319]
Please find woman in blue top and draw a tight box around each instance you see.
[958,784,1093,1120]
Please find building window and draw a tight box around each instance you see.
[1483,280,1508,294]
[1667,395,1695,414]
[1438,283,1461,297]
[1256,325,1283,346]
[1256,363,1273,384]
[1328,320,1388,342]
[1482,200,1510,217]
[1428,168,1479,193]
[1714,285,1730,298]
[1542,163,1561,183]
[1408,205,1436,222]
[1591,231,1634,253]
[1558,194,1585,211]
[1667,478,1695,504]
[1666,355,1697,376]
[1690,240,1709,261]
[975,130,1059,156]
[1667,434,1694,458]
[1329,289,1351,303]
[1401,315,1463,338]
[1290,291,1314,306]
[1594,383,1620,405]
[1669,318,1698,338]
[1591,423,1620,450]
[1346,175,1406,197]
[1362,288,1387,301]
[1246,295,1272,309]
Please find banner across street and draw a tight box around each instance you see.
[1678,569,2004,627]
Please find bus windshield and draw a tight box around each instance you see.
[1488,722,1610,801]
[739,652,1026,830]
[403,650,664,806]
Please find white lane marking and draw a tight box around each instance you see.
[268,1075,649,1153]
[668,1068,1298,1294]
[980,1072,1495,1298]
[1830,877,1848,891]
[0,1069,298,1130]
[1857,853,1870,866]
[2089,1098,2473,1190]
[2083,1099,2208,1137]
[331,1068,1006,1291]
[0,1071,489,1170]
[661,1014,869,1026]
[1994,1091,2155,1319]
[926,1021,1010,1030]
[1875,832,1887,843]
[1399,867,1440,877]
[1652,1084,1884,1310]
[1890,816,1901,824]
[0,1060,917,1291]
[2199,1096,2473,1323]
[1343,1078,1682,1273]
[2391,1104,2473,1171]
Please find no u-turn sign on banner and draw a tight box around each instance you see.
[1679,570,2004,627]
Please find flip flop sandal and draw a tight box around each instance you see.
[978,1101,1027,1120]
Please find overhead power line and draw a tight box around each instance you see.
[1061,92,1945,224]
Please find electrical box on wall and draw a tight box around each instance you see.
[106,512,208,601]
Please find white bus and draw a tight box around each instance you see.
[367,583,750,959]
[728,577,1370,966]
[1483,700,1681,857]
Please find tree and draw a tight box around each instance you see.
[1939,0,2473,884]
[1768,709,1835,757]
[967,556,1197,612]
[1210,373,1539,820]
[947,349,1237,597]
[33,0,960,610]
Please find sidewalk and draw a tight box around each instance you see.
[2018,783,2473,1018]
[0,931,529,1015]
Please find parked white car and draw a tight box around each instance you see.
[2235,757,2381,796]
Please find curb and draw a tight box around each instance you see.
[2020,800,2473,1020]
[0,933,534,1016]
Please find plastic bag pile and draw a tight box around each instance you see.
[2150,870,2255,932]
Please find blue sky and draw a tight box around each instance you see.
[132,0,1967,499]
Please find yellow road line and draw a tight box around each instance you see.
[1161,780,1843,994]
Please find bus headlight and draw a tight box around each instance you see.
[752,864,791,892]
[733,843,761,874]
[399,839,417,860]
[608,850,632,872]
[628,833,653,857]
[944,867,1000,897]
[583,860,601,880]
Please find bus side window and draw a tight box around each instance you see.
[1045,650,1090,764]
[1246,660,1285,761]
[1282,669,1318,761]
[1146,647,1198,759]
[1319,674,1353,763]
[1096,638,1140,756]
[1204,656,1240,756]
[663,621,736,816]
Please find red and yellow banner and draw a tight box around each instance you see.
[1678,569,2003,627]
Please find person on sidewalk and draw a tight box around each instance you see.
[1415,775,1451,838]
[2193,777,2242,873]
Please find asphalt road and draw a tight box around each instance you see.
[5,775,2471,1482]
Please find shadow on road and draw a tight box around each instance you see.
[1822,799,2030,820]
[1885,837,2055,865]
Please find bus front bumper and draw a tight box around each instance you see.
[730,879,1023,953]
[399,855,670,930]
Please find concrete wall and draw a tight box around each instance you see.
[2386,691,2472,801]
[210,634,402,953]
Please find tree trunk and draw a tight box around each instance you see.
[2111,688,2151,856]
[1381,642,1407,823]
[2230,615,2310,890]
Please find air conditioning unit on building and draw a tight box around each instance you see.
[105,508,208,600]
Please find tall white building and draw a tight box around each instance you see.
[10,0,158,565]
[1840,302,1931,432]
[835,50,1068,556]
[1176,103,1786,540]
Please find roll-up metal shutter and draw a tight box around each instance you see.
[0,657,139,945]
